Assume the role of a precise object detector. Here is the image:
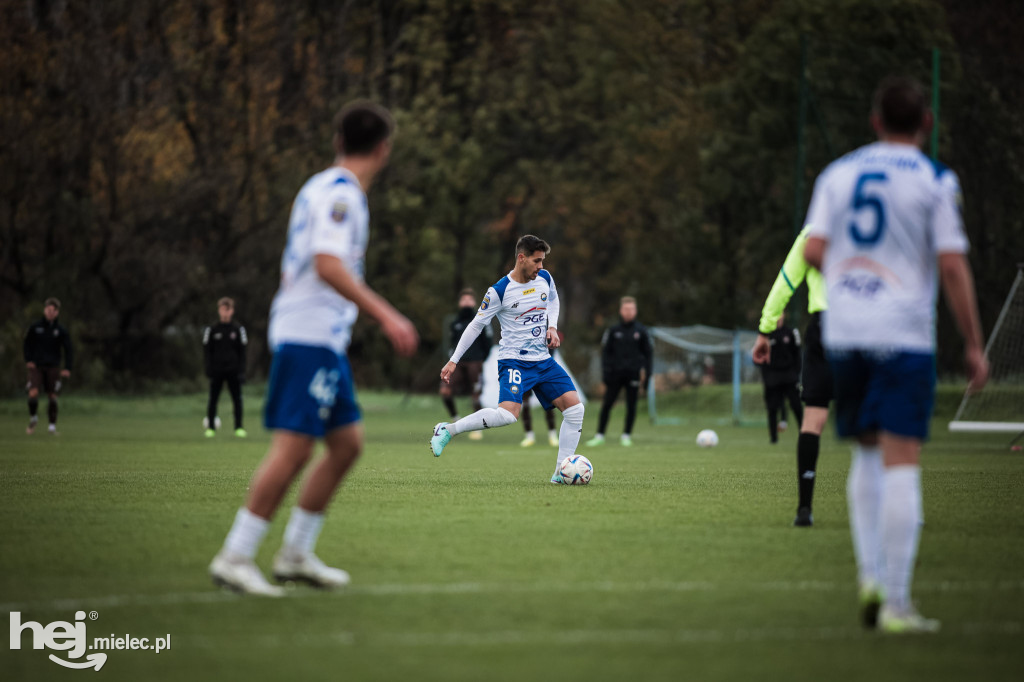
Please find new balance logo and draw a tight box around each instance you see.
[802,471,816,480]
[482,419,489,429]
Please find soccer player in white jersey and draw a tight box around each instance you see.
[430,235,586,483]
[209,102,419,596]
[803,77,988,633]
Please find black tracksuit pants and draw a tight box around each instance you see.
[208,372,243,429]
[597,370,641,436]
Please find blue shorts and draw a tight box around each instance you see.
[264,344,361,437]
[497,357,576,411]
[827,349,936,440]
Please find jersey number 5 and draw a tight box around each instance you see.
[849,172,888,246]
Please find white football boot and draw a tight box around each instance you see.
[209,551,285,597]
[273,551,351,589]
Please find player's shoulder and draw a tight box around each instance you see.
[536,269,553,286]
[490,275,512,303]
[305,168,363,202]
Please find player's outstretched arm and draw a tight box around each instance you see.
[314,254,419,356]
[939,252,989,391]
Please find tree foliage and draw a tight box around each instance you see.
[0,0,1019,391]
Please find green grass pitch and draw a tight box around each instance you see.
[1,389,1022,681]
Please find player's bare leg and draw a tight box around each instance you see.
[274,423,362,589]
[210,431,316,597]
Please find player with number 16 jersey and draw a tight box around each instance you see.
[430,235,586,484]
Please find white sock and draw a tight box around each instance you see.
[447,407,516,435]
[223,508,271,560]
[847,444,884,585]
[548,429,557,441]
[881,465,922,611]
[524,430,535,439]
[557,404,585,467]
[282,506,325,557]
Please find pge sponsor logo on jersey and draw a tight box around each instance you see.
[515,307,546,326]
[9,611,172,672]
[838,274,885,299]
[330,202,347,222]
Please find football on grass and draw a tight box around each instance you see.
[558,454,593,485]
[696,429,719,448]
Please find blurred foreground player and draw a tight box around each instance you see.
[210,102,418,596]
[804,76,987,633]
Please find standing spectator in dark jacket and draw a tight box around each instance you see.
[24,298,73,435]
[757,313,803,444]
[204,297,248,438]
[587,297,652,447]
[440,289,493,441]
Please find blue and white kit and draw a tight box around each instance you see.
[264,166,368,435]
[806,142,968,438]
[450,270,575,409]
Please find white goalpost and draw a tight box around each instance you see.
[949,265,1024,435]
[646,325,763,425]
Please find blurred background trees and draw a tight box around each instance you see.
[1,0,1020,392]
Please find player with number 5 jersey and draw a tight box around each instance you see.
[430,235,585,484]
[804,76,987,634]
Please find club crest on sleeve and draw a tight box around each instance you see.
[330,202,348,222]
[540,292,548,301]
[480,295,491,311]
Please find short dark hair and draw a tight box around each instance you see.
[218,297,234,308]
[44,297,60,310]
[333,102,395,156]
[873,76,927,135]
[515,235,550,257]
[458,288,476,300]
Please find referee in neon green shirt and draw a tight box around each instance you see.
[751,225,833,527]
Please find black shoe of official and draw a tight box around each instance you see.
[793,507,813,527]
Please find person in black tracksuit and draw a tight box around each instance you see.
[757,314,804,444]
[23,297,74,434]
[203,297,248,437]
[588,297,653,447]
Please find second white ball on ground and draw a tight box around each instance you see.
[696,429,719,448]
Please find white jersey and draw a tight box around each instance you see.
[806,141,968,352]
[268,167,369,355]
[450,270,560,363]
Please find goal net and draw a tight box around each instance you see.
[647,325,765,425]
[949,266,1024,434]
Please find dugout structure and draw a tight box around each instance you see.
[949,265,1024,436]
[647,325,763,426]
